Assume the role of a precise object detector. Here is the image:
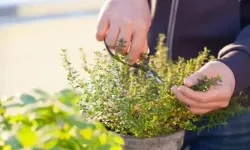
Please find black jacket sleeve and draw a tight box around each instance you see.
[217,0,250,93]
[217,25,250,93]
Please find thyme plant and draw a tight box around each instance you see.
[62,34,248,138]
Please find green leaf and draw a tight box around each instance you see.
[20,94,36,105]
[80,128,93,140]
[31,148,45,150]
[57,89,81,107]
[98,133,107,145]
[50,147,69,150]
[33,89,49,100]
[110,146,122,150]
[5,96,15,102]
[64,116,89,128]
[112,136,124,145]
[0,108,5,114]
[2,145,12,150]
[17,125,37,147]
[43,139,58,149]
[98,145,111,150]
[95,122,106,130]
[5,135,22,149]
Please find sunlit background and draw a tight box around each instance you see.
[0,0,104,96]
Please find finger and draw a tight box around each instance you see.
[171,85,191,108]
[188,107,213,115]
[178,85,221,103]
[137,39,149,61]
[171,86,221,109]
[183,71,204,87]
[127,31,147,64]
[96,15,109,41]
[115,29,132,55]
[142,39,149,56]
[105,24,120,49]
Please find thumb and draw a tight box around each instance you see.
[144,39,149,54]
[184,71,203,87]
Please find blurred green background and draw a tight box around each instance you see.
[0,0,104,96]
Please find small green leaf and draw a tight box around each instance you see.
[43,139,58,149]
[95,122,106,130]
[0,108,5,114]
[31,148,45,150]
[57,89,81,107]
[20,94,36,105]
[80,128,93,140]
[5,96,15,102]
[5,135,22,149]
[17,125,37,147]
[33,89,49,100]
[64,116,89,128]
[113,136,124,145]
[2,145,12,150]
[153,115,158,121]
[99,133,107,145]
[110,145,122,150]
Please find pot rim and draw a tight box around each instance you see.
[121,129,185,139]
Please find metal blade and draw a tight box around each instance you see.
[146,69,164,85]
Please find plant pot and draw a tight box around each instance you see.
[122,130,185,150]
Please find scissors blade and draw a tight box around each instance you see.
[146,68,164,84]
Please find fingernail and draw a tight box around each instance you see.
[171,85,177,92]
[184,78,192,86]
[177,86,185,92]
[171,87,174,91]
[183,78,188,84]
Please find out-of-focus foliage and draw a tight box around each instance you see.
[0,89,124,150]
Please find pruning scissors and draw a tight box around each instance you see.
[104,40,164,85]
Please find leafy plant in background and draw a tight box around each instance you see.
[0,89,124,150]
[62,34,249,138]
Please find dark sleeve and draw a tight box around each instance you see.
[217,25,250,93]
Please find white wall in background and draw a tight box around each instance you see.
[0,2,105,96]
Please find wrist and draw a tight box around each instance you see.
[213,60,236,92]
[216,50,250,93]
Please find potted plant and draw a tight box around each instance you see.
[61,34,249,150]
[0,89,124,150]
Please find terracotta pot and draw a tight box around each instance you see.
[122,130,185,150]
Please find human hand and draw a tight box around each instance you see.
[95,0,151,64]
[171,61,236,114]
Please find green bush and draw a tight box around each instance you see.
[62,34,249,138]
[0,89,124,150]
